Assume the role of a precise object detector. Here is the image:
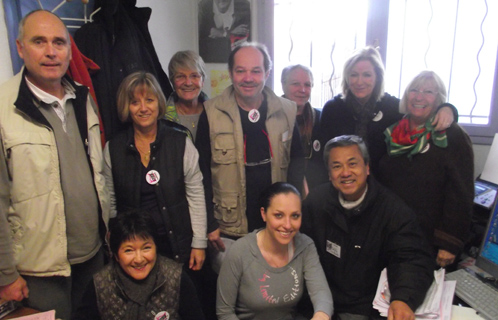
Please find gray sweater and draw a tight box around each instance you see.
[217,230,333,320]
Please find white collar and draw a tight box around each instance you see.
[26,77,76,109]
[339,185,368,210]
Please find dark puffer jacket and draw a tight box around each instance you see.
[302,177,434,316]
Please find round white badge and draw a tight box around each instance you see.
[248,109,260,123]
[313,140,321,152]
[421,143,430,154]
[372,110,383,122]
[154,311,170,320]
[146,170,160,185]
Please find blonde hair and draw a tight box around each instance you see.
[399,70,447,114]
[341,46,385,102]
[116,72,167,123]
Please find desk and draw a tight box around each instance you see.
[452,305,485,319]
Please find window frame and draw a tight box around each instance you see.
[366,0,497,145]
[265,0,498,145]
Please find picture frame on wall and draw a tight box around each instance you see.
[198,0,251,63]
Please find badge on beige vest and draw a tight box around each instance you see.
[248,109,260,123]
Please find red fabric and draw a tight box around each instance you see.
[66,34,106,147]
[390,118,427,145]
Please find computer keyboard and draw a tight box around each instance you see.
[446,268,498,320]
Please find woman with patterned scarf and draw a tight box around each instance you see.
[319,46,457,177]
[378,70,474,269]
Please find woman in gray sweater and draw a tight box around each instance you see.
[216,182,333,320]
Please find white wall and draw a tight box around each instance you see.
[0,0,492,177]
[474,144,492,179]
[136,0,197,74]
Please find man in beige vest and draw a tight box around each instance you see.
[0,10,108,319]
[196,42,304,272]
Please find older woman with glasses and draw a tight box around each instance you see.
[165,49,222,250]
[165,50,209,142]
[378,70,474,268]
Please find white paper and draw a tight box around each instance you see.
[451,305,486,320]
[481,133,498,185]
[8,310,55,320]
[373,268,456,320]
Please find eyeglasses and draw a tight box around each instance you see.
[244,130,274,167]
[409,89,438,97]
[173,73,202,83]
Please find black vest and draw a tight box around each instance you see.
[109,120,192,263]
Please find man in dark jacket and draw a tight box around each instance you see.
[302,135,434,320]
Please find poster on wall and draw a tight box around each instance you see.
[198,0,251,63]
[210,69,232,96]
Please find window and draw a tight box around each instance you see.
[385,0,498,143]
[272,0,498,144]
[273,0,368,108]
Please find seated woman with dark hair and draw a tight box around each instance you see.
[75,210,205,320]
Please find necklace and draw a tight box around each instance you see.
[134,130,156,164]
[135,143,151,161]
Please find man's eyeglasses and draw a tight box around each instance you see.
[244,130,274,167]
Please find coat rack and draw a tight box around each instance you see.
[37,0,101,29]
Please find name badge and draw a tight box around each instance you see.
[326,240,341,258]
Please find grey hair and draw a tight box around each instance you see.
[168,50,206,82]
[399,70,447,114]
[323,135,370,168]
[281,64,314,87]
[341,46,384,102]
